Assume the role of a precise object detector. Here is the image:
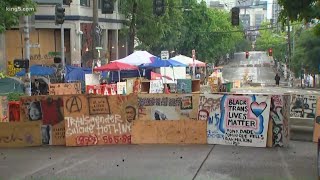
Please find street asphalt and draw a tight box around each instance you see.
[0,141,316,180]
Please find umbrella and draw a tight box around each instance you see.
[139,57,187,68]
[94,62,138,82]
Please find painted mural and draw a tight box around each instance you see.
[290,94,317,118]
[200,94,271,147]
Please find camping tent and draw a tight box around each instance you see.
[112,51,155,66]
[139,57,187,68]
[15,65,55,76]
[171,55,206,67]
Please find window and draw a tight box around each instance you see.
[80,0,90,7]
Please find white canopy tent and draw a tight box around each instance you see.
[171,55,206,67]
[112,51,155,66]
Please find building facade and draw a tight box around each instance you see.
[2,0,128,76]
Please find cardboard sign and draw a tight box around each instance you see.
[177,79,192,93]
[149,80,163,94]
[85,74,100,86]
[64,114,131,146]
[200,94,271,147]
[0,121,41,147]
[49,83,81,95]
[117,82,127,95]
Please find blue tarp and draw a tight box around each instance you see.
[65,66,107,82]
[15,65,55,76]
[139,57,187,68]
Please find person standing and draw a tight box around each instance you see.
[275,73,280,86]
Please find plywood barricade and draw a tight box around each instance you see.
[266,94,290,147]
[0,121,41,147]
[131,120,207,144]
[20,95,65,145]
[64,94,137,146]
[49,83,81,95]
[0,96,8,122]
[313,97,320,142]
[290,94,317,118]
[138,94,199,121]
[199,94,272,147]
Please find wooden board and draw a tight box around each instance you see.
[63,95,89,117]
[138,94,198,120]
[192,80,201,92]
[20,96,64,126]
[49,83,81,95]
[0,121,41,147]
[131,120,207,144]
[0,96,8,122]
[51,120,65,145]
[64,114,131,146]
[313,97,320,142]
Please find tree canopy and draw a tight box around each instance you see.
[291,28,320,76]
[254,22,287,62]
[0,0,36,33]
[119,0,247,64]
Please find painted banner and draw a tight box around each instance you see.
[290,94,317,118]
[199,94,271,147]
[20,96,65,145]
[177,79,192,93]
[49,83,81,95]
[63,94,137,146]
[65,114,131,146]
[0,121,41,147]
[0,96,8,122]
[149,80,163,94]
[268,95,290,147]
[138,94,198,120]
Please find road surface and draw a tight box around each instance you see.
[0,141,316,180]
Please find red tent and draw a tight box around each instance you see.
[94,62,139,82]
[94,62,138,71]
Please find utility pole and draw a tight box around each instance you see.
[287,17,291,70]
[61,23,65,79]
[23,16,31,96]
[93,0,99,60]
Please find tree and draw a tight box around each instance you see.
[255,21,287,62]
[291,28,320,76]
[120,0,246,64]
[0,0,36,33]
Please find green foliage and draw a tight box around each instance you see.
[119,0,246,64]
[277,0,320,24]
[255,22,287,62]
[0,0,36,33]
[291,28,320,75]
[7,92,24,101]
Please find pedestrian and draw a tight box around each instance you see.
[275,73,280,86]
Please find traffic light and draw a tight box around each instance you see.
[245,51,249,59]
[268,48,273,56]
[101,0,114,14]
[55,4,65,25]
[231,7,240,26]
[153,0,165,16]
[13,59,29,68]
